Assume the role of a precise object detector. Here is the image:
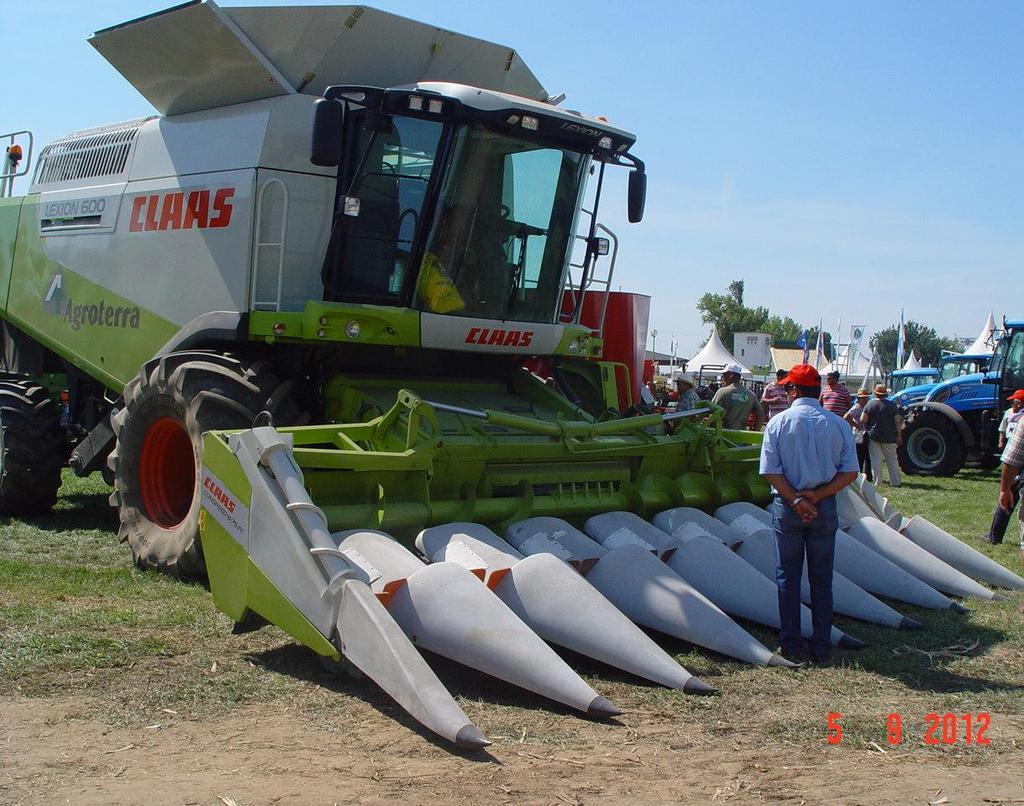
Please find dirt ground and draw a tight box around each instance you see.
[3,694,1021,805]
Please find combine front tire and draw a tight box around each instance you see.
[109,352,297,578]
[0,380,65,515]
[898,411,965,477]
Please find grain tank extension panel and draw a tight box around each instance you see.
[89,0,549,116]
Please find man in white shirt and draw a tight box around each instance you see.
[985,390,1024,544]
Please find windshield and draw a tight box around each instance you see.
[892,372,939,393]
[939,358,987,381]
[998,332,1024,392]
[416,125,588,323]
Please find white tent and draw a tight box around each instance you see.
[964,313,996,356]
[901,351,922,370]
[687,328,752,378]
[822,342,875,380]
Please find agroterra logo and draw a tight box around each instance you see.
[43,272,141,331]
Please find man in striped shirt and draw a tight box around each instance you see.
[820,371,852,416]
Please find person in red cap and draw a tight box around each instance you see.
[994,418,1024,611]
[759,363,860,665]
[984,389,1024,544]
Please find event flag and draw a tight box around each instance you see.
[798,330,809,364]
[849,325,866,357]
[896,311,906,371]
[814,326,824,368]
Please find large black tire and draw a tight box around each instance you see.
[897,411,965,476]
[0,380,65,515]
[108,352,299,578]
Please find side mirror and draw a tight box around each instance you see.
[310,98,344,167]
[627,169,646,223]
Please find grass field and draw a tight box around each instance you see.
[1,467,1022,768]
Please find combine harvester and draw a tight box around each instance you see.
[3,1,1019,748]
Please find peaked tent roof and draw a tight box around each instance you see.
[901,351,922,370]
[964,312,997,356]
[687,328,752,377]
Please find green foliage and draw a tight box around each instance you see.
[695,280,829,355]
[695,280,770,348]
[872,321,962,369]
[763,314,804,343]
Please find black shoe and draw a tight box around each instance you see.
[983,534,1003,545]
[776,646,806,665]
[810,651,832,668]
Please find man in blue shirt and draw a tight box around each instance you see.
[759,364,859,665]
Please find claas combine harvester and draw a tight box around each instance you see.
[4,2,1021,748]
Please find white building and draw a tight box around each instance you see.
[733,332,772,369]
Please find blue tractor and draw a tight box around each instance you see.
[897,340,1019,476]
[890,367,942,406]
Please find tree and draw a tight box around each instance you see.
[695,280,828,359]
[871,321,962,369]
[695,280,771,348]
[762,314,804,344]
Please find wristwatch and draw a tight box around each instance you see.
[791,496,805,508]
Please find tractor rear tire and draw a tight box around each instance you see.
[108,352,299,578]
[0,380,65,515]
[898,411,965,477]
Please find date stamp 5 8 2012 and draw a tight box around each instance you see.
[826,712,992,746]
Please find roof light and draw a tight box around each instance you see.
[428,99,443,114]
[506,114,520,125]
[343,196,360,217]
[598,136,613,150]
[408,95,424,111]
[521,115,539,131]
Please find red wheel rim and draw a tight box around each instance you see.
[139,416,195,528]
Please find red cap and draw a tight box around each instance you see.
[1007,390,1024,402]
[779,364,821,387]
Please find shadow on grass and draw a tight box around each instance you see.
[246,642,622,757]
[830,605,1024,696]
[11,491,118,533]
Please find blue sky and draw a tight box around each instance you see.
[4,1,1021,358]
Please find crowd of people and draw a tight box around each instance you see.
[653,362,1023,663]
[746,362,1024,665]
[665,365,902,490]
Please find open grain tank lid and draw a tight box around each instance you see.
[89,0,549,117]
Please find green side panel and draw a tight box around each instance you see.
[6,199,178,391]
[200,433,338,659]
[250,301,421,348]
[0,197,25,314]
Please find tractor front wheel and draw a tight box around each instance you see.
[0,380,66,515]
[897,411,965,477]
[108,352,298,578]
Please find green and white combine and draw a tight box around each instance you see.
[3,1,1020,748]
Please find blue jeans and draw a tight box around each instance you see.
[771,495,838,656]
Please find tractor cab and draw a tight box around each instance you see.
[989,321,1024,416]
[938,353,990,381]
[891,368,940,403]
